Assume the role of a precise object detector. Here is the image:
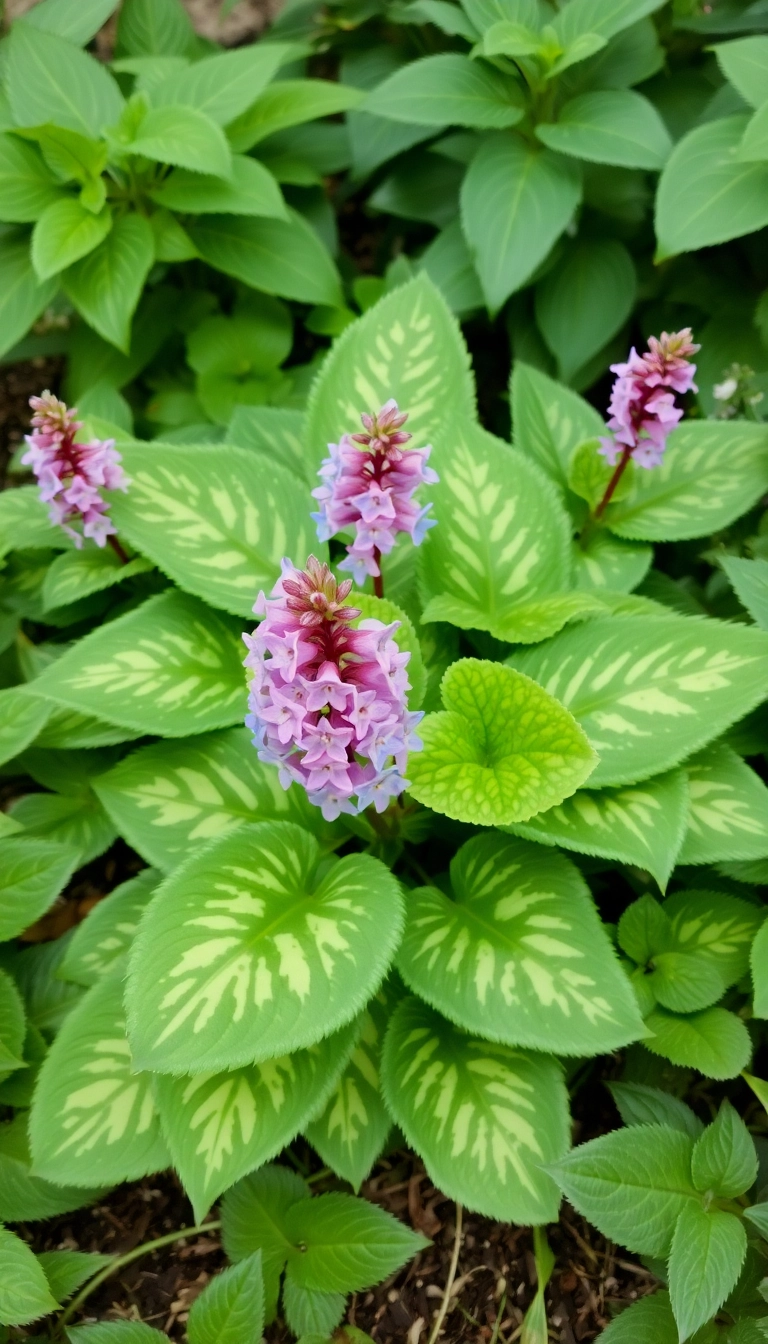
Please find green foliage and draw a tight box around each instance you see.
[187,1253,265,1344]
[0,1224,58,1326]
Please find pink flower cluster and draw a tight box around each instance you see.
[599,329,699,469]
[22,391,128,548]
[312,400,438,586]
[243,556,423,821]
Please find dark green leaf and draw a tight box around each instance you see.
[62,213,153,351]
[188,210,343,307]
[187,1254,264,1344]
[536,91,672,168]
[655,116,768,259]
[284,1193,428,1293]
[36,1250,113,1304]
[363,55,523,129]
[535,239,636,379]
[0,1226,57,1327]
[690,1101,757,1199]
[668,1203,746,1342]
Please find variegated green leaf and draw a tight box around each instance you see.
[154,1019,359,1220]
[59,869,161,986]
[42,548,152,612]
[396,833,645,1056]
[305,274,475,474]
[93,728,342,871]
[305,983,396,1189]
[721,554,768,630]
[9,788,117,866]
[34,704,143,750]
[643,1005,752,1080]
[571,533,652,594]
[381,997,569,1223]
[510,361,605,492]
[679,742,768,865]
[604,421,768,541]
[407,658,597,825]
[126,822,404,1074]
[29,974,170,1186]
[661,888,764,987]
[509,614,768,787]
[110,444,319,618]
[0,836,80,941]
[31,591,246,736]
[226,406,307,483]
[508,768,689,890]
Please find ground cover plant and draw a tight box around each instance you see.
[2,0,768,1342]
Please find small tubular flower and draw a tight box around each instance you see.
[23,391,128,547]
[599,329,700,470]
[243,556,423,821]
[311,399,438,587]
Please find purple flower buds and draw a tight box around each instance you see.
[599,329,700,470]
[23,391,128,548]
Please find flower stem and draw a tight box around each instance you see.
[107,533,130,565]
[593,445,632,521]
[373,546,384,599]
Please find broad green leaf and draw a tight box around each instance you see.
[151,44,294,126]
[187,1253,264,1344]
[363,55,523,129]
[418,216,484,318]
[679,743,768,865]
[0,132,64,221]
[752,918,768,1018]
[536,91,672,169]
[59,869,161,986]
[128,104,232,179]
[62,214,154,352]
[408,657,597,825]
[149,156,286,219]
[126,821,404,1074]
[382,996,569,1223]
[655,117,768,260]
[34,705,143,751]
[508,614,768,787]
[222,1164,310,1320]
[37,1250,113,1304]
[0,482,70,555]
[0,1225,58,1327]
[510,361,605,491]
[644,887,761,989]
[397,832,644,1055]
[305,274,475,474]
[9,788,117,867]
[67,1324,167,1343]
[0,1113,103,1221]
[11,936,83,1041]
[0,836,80,941]
[29,973,170,1186]
[552,0,665,44]
[154,1021,358,1220]
[116,0,195,57]
[110,443,316,617]
[284,1192,428,1293]
[22,0,118,46]
[535,240,636,381]
[93,728,339,872]
[26,123,108,187]
[0,969,27,1078]
[571,533,652,594]
[461,134,582,311]
[690,1101,757,1199]
[0,687,52,766]
[643,1005,752,1080]
[227,80,364,150]
[188,210,343,308]
[551,1124,697,1256]
[619,895,728,1013]
[226,406,307,481]
[608,1082,704,1138]
[31,198,112,281]
[352,594,426,708]
[282,1278,345,1338]
[42,547,151,612]
[509,769,687,889]
[31,590,246,737]
[7,22,124,138]
[739,103,768,163]
[714,37,768,108]
[603,421,768,541]
[305,984,395,1189]
[721,555,768,630]
[601,1293,678,1342]
[669,1203,747,1343]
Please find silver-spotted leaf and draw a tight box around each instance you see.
[679,742,768,865]
[381,996,569,1223]
[59,869,161,986]
[126,822,404,1073]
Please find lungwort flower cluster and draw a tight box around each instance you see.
[23,391,128,548]
[243,556,423,820]
[312,400,437,587]
[599,329,699,469]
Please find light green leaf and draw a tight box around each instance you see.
[149,155,286,219]
[222,1164,310,1320]
[398,832,644,1055]
[227,79,364,151]
[149,207,197,259]
[363,55,523,129]
[691,1101,757,1199]
[128,104,232,179]
[0,483,71,556]
[116,0,195,56]
[26,123,108,186]
[29,973,170,1186]
[603,421,768,541]
[226,406,307,481]
[644,1005,752,1079]
[552,0,666,45]
[151,43,295,126]
[126,821,404,1074]
[34,704,143,751]
[655,117,768,260]
[0,836,80,942]
[0,968,26,1080]
[31,198,112,281]
[571,532,652,594]
[669,1203,746,1342]
[536,91,672,169]
[282,1278,345,1338]
[155,1022,358,1220]
[508,613,768,787]
[305,274,475,474]
[679,743,768,865]
[59,869,161,986]
[189,209,343,308]
[0,132,64,222]
[608,1082,704,1138]
[739,102,768,163]
[67,1323,168,1343]
[62,213,154,352]
[12,936,84,1040]
[551,1124,698,1257]
[721,555,768,630]
[93,728,340,872]
[382,996,569,1223]
[42,547,152,612]
[0,1112,103,1221]
[31,590,246,737]
[0,1225,58,1327]
[188,1253,264,1344]
[714,36,768,109]
[535,240,636,381]
[9,788,117,867]
[37,1250,113,1304]
[461,134,582,311]
[752,918,768,1018]
[284,1191,428,1293]
[0,687,52,767]
[21,0,118,46]
[7,22,124,137]
[510,360,606,492]
[408,657,597,825]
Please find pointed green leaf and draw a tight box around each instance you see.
[552,0,665,44]
[397,832,644,1055]
[128,104,232,179]
[655,116,768,259]
[0,687,53,767]
[7,22,124,138]
[284,1192,428,1293]
[668,1203,746,1343]
[109,444,317,618]
[535,240,637,382]
[116,0,195,56]
[37,1250,113,1304]
[31,197,112,281]
[643,1005,752,1080]
[362,54,523,129]
[188,210,343,308]
[0,1225,58,1327]
[407,657,597,825]
[62,214,154,352]
[126,822,404,1074]
[282,1277,345,1338]
[227,78,363,150]
[0,969,27,1081]
[713,36,768,109]
[0,482,71,556]
[226,406,307,482]
[187,1253,264,1344]
[691,1101,757,1198]
[151,43,294,125]
[536,91,671,169]
[660,888,763,988]
[31,591,247,736]
[679,743,768,865]
[382,996,569,1223]
[608,1082,704,1139]
[509,614,768,787]
[154,1023,357,1220]
[29,974,170,1186]
[0,836,80,941]
[222,1164,310,1320]
[511,361,606,492]
[508,768,688,890]
[752,918,768,1018]
[0,233,59,359]
[149,155,286,219]
[9,787,117,867]
[721,555,768,630]
[67,1324,167,1344]
[59,869,161,985]
[0,1113,103,1221]
[0,131,65,222]
[42,547,151,612]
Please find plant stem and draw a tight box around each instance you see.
[58,1220,221,1329]
[593,445,632,521]
[373,546,384,599]
[107,533,130,565]
[428,1202,463,1344]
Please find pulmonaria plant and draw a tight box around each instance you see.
[23,392,128,549]
[243,556,423,820]
[312,400,438,592]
